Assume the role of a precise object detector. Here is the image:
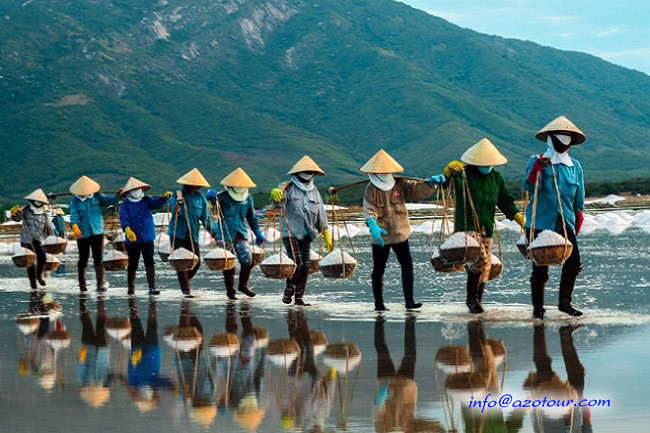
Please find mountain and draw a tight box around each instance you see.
[1,0,649,202]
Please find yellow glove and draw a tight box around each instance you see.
[72,224,82,238]
[271,188,284,202]
[323,229,333,252]
[131,348,142,366]
[328,367,337,380]
[10,205,21,216]
[514,212,525,229]
[443,160,465,177]
[78,347,88,363]
[163,191,172,199]
[125,227,137,242]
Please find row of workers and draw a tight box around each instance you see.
[14,115,584,319]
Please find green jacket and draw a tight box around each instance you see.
[451,166,519,237]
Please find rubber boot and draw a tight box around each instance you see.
[465,270,484,314]
[224,268,237,300]
[127,269,136,296]
[477,282,486,304]
[95,265,107,292]
[531,273,549,319]
[237,264,256,297]
[146,266,160,296]
[294,272,310,306]
[558,264,583,317]
[27,266,38,289]
[282,279,295,305]
[403,282,422,310]
[372,276,389,311]
[178,272,193,298]
[78,266,88,292]
[36,259,46,287]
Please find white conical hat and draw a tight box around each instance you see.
[176,168,210,187]
[121,177,151,195]
[25,188,48,203]
[221,168,256,188]
[70,176,101,195]
[287,155,325,176]
[535,115,586,144]
[360,149,404,174]
[460,138,508,166]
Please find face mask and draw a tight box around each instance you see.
[30,200,44,208]
[368,173,396,191]
[127,188,144,202]
[550,133,571,154]
[29,201,47,214]
[227,186,249,202]
[477,166,493,174]
[76,194,93,202]
[291,174,315,192]
[297,172,315,182]
[544,136,574,166]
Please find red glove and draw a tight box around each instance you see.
[575,211,584,234]
[527,154,550,184]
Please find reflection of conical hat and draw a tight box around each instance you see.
[360,149,404,174]
[70,176,101,195]
[221,167,256,188]
[121,177,151,195]
[190,405,217,427]
[106,317,131,340]
[253,327,269,349]
[435,345,471,374]
[461,138,508,166]
[176,168,210,187]
[235,409,266,432]
[209,333,240,357]
[80,386,110,408]
[25,188,48,203]
[134,399,158,413]
[535,115,586,144]
[39,372,56,390]
[287,155,325,176]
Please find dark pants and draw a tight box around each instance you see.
[129,298,158,346]
[77,234,104,270]
[529,217,581,280]
[80,297,108,347]
[126,241,155,272]
[283,237,312,293]
[23,240,46,287]
[375,316,416,379]
[371,240,415,305]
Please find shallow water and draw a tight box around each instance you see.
[1,230,650,432]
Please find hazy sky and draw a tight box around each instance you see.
[400,0,650,75]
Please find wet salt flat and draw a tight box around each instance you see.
[1,218,650,432]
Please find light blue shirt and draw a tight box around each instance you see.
[523,155,585,233]
[69,193,119,238]
[167,187,216,242]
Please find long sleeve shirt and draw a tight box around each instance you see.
[19,206,55,244]
[167,187,216,243]
[120,196,167,244]
[214,192,262,241]
[278,182,328,241]
[69,193,119,238]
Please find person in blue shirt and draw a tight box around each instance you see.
[119,177,170,296]
[69,176,120,292]
[168,168,218,298]
[206,168,265,300]
[524,116,586,320]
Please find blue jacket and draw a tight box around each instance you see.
[167,187,216,242]
[524,155,585,233]
[215,192,263,242]
[69,193,119,238]
[120,196,167,244]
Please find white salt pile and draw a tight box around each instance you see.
[205,248,236,259]
[517,233,527,246]
[431,250,441,259]
[441,232,480,249]
[102,250,128,261]
[491,254,501,265]
[264,227,281,242]
[114,233,126,242]
[319,250,357,266]
[44,235,67,245]
[169,247,198,260]
[252,245,264,255]
[310,250,322,260]
[530,230,569,248]
[158,242,171,254]
[155,232,170,244]
[262,253,295,266]
[13,247,36,258]
[46,254,60,264]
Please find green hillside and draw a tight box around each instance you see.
[1,0,649,202]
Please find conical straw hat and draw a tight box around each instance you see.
[360,149,404,174]
[176,168,210,187]
[535,115,586,144]
[287,155,325,176]
[80,386,110,408]
[25,188,48,203]
[221,167,256,188]
[70,176,101,195]
[235,408,266,432]
[190,405,217,427]
[460,138,508,166]
[121,177,151,195]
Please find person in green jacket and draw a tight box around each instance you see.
[432,138,525,314]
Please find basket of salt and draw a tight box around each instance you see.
[204,248,236,271]
[516,233,529,259]
[487,339,506,366]
[488,254,502,281]
[527,230,573,266]
[319,250,357,279]
[209,333,240,357]
[439,232,481,264]
[46,329,72,350]
[43,235,68,255]
[310,330,328,357]
[44,254,61,272]
[16,314,40,335]
[172,326,203,352]
[308,250,321,274]
[260,253,297,279]
[323,342,362,372]
[435,345,471,374]
[158,242,171,262]
[102,250,129,271]
[431,251,464,273]
[112,233,127,252]
[169,247,199,272]
[251,245,265,266]
[253,327,270,349]
[106,317,131,339]
[267,338,300,366]
[12,247,36,268]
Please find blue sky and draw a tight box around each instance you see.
[400,0,650,75]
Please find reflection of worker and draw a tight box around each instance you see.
[17,291,55,389]
[77,296,111,408]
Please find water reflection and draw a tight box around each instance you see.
[78,296,111,408]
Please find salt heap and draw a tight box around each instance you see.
[44,235,67,246]
[12,247,36,267]
[204,247,236,271]
[529,230,569,248]
[264,227,281,243]
[169,247,198,260]
[440,231,481,264]
[319,250,357,267]
[261,253,294,265]
[442,232,480,249]
[102,250,128,261]
[491,254,502,265]
[205,248,235,259]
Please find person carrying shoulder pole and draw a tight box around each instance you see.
[361,149,437,311]
[270,155,333,306]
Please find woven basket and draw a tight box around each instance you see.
[528,244,573,266]
[488,260,503,281]
[44,257,60,272]
[103,257,128,272]
[13,254,36,268]
[158,252,170,262]
[320,262,357,279]
[204,257,236,271]
[43,241,67,255]
[431,254,464,273]
[440,246,480,264]
[112,240,126,252]
[170,257,199,272]
[308,257,320,274]
[261,263,296,279]
[251,249,265,266]
[517,242,529,259]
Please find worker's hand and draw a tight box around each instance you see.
[427,174,446,185]
[10,205,22,221]
[367,218,387,247]
[163,191,172,199]
[575,211,584,234]
[270,188,284,202]
[253,228,266,246]
[125,227,137,242]
[443,161,465,177]
[327,186,338,196]
[116,187,123,196]
[527,154,550,184]
[514,212,525,229]
[322,229,334,252]
[72,224,82,238]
